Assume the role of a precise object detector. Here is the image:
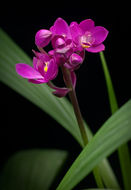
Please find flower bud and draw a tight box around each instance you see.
[69,53,83,66]
[35,29,52,48]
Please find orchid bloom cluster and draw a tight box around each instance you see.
[16,18,108,97]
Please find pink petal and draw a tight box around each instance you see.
[53,18,71,38]
[50,26,55,33]
[55,37,66,48]
[86,44,105,53]
[33,57,44,76]
[34,57,45,76]
[16,63,43,79]
[35,29,52,48]
[48,50,55,56]
[45,59,58,81]
[48,82,70,97]
[51,35,65,49]
[79,19,95,32]
[32,50,50,62]
[70,22,82,44]
[53,88,70,97]
[56,44,73,54]
[92,26,109,45]
[33,57,38,70]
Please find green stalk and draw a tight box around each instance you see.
[100,51,131,190]
[61,65,104,188]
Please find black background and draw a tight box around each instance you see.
[0,1,131,189]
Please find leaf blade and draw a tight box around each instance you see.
[56,100,131,190]
[0,149,68,190]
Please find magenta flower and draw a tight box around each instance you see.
[70,19,108,53]
[16,53,58,84]
[50,17,72,41]
[16,51,72,97]
[50,18,73,56]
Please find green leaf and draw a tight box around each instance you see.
[100,52,131,190]
[56,100,131,190]
[0,149,68,190]
[0,28,119,188]
[83,189,115,190]
[99,52,118,114]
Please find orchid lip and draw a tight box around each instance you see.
[80,33,95,49]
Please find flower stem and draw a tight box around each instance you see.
[61,65,88,146]
[68,82,89,146]
[61,65,104,188]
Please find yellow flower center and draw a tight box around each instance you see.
[81,44,91,48]
[44,62,49,72]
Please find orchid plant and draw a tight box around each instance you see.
[16,17,109,145]
[0,18,131,190]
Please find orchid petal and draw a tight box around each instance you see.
[48,50,55,56]
[55,38,66,48]
[79,19,95,32]
[45,59,58,81]
[64,63,73,70]
[51,35,65,49]
[70,22,82,44]
[86,44,105,53]
[53,18,71,38]
[32,50,50,62]
[53,88,70,97]
[33,56,38,70]
[48,82,70,97]
[34,57,45,77]
[56,44,73,54]
[92,26,109,45]
[35,29,52,48]
[16,63,43,79]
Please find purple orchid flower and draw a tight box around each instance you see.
[50,18,72,45]
[16,53,58,84]
[50,18,73,57]
[16,51,72,97]
[70,19,109,53]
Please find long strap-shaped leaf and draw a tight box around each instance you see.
[100,52,131,190]
[56,100,131,190]
[0,149,68,190]
[0,28,119,188]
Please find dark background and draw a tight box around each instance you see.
[0,1,131,189]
